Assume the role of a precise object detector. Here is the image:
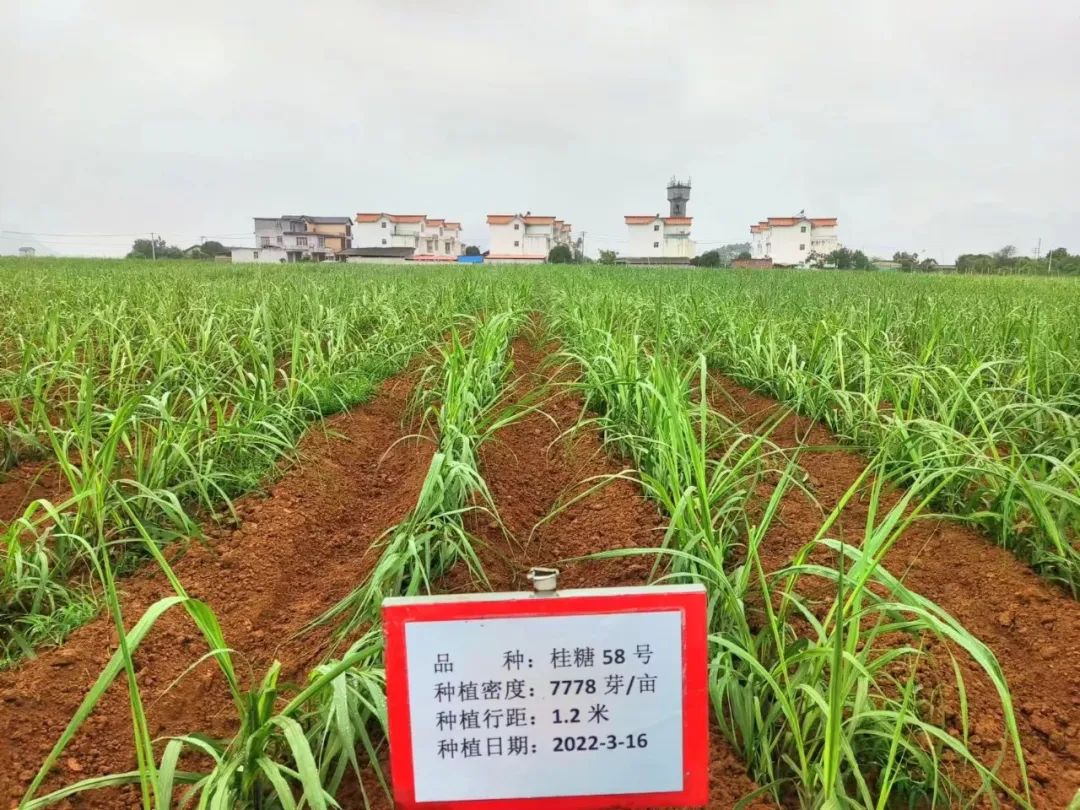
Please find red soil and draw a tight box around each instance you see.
[0,342,768,810]
[710,375,1080,808]
[0,373,434,808]
[3,333,1075,807]
[345,337,768,810]
[0,461,67,525]
[1,399,72,525]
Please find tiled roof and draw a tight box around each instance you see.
[355,213,427,223]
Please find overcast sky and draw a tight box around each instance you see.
[2,0,1078,261]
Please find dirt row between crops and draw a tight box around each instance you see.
[442,337,768,809]
[0,372,435,808]
[0,338,769,810]
[0,461,65,525]
[341,335,768,810]
[1,404,60,524]
[709,376,1080,809]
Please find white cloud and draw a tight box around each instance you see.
[1,0,1078,259]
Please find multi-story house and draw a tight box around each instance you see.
[750,215,839,266]
[486,213,573,262]
[247,215,348,262]
[350,213,463,261]
[619,180,695,264]
[417,218,464,258]
[298,216,352,253]
[442,222,463,256]
[622,215,695,263]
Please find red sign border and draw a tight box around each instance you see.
[383,587,709,810]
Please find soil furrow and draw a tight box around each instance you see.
[426,337,770,809]
[710,374,1080,808]
[0,460,65,525]
[0,372,432,808]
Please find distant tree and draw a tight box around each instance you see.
[825,247,854,269]
[956,253,994,274]
[464,245,481,256]
[918,257,939,272]
[200,240,228,257]
[128,237,190,259]
[127,237,168,259]
[186,247,208,260]
[598,249,618,265]
[736,250,752,261]
[852,249,872,270]
[715,242,752,265]
[548,244,573,264]
[893,251,920,272]
[691,249,722,268]
[954,246,1078,276]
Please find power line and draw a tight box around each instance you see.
[0,228,146,238]
[1,228,253,240]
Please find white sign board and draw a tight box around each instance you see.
[383,585,708,810]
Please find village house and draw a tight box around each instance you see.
[486,213,573,262]
[750,214,839,266]
[346,214,463,262]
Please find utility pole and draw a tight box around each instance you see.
[150,232,156,260]
[579,231,586,262]
[1035,237,1042,260]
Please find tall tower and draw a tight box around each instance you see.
[667,177,691,217]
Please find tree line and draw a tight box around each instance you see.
[127,238,230,260]
[952,245,1080,275]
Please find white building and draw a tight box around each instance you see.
[750,215,839,266]
[418,218,464,259]
[231,245,288,263]
[352,213,463,260]
[486,213,573,262]
[251,216,335,262]
[622,215,695,263]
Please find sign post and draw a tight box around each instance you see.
[383,582,708,810]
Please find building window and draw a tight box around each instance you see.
[514,223,520,230]
[253,250,259,259]
[276,236,282,245]
[801,226,807,233]
[296,236,308,247]
[260,236,270,247]
[653,241,659,248]
[514,240,520,247]
[381,221,387,228]
[445,241,452,253]
[799,243,805,251]
[653,224,660,231]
